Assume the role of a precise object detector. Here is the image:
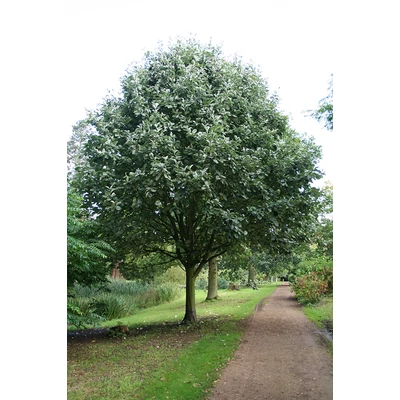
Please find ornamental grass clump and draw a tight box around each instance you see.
[68,279,182,328]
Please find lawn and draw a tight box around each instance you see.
[302,294,333,354]
[68,284,278,399]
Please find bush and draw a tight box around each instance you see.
[92,293,134,320]
[68,279,182,327]
[155,266,186,285]
[291,265,333,305]
[195,276,230,290]
[134,283,182,309]
[218,277,230,289]
[67,298,104,329]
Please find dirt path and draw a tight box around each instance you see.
[208,283,333,400]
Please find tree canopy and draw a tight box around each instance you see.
[307,74,333,131]
[73,39,323,322]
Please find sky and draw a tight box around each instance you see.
[64,0,334,186]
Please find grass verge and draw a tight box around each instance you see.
[68,284,277,399]
[302,294,333,355]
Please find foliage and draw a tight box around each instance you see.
[249,250,301,279]
[91,294,133,320]
[154,265,186,285]
[118,251,175,283]
[68,279,182,327]
[195,275,230,290]
[67,120,93,179]
[218,244,251,281]
[291,263,332,304]
[73,38,323,322]
[313,182,333,259]
[307,74,333,131]
[67,187,114,290]
[218,244,301,284]
[288,181,333,304]
[67,187,115,328]
[67,298,104,330]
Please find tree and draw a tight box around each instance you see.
[118,251,174,283]
[307,74,333,131]
[206,257,219,300]
[218,244,251,284]
[74,39,323,323]
[67,120,94,179]
[250,250,301,281]
[314,182,333,259]
[67,186,115,327]
[67,187,114,290]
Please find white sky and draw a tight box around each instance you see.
[65,0,334,186]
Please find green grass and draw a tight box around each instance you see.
[68,284,278,399]
[100,286,273,328]
[302,294,333,355]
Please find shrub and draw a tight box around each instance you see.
[67,298,104,329]
[134,283,181,309]
[291,265,333,304]
[68,279,182,327]
[194,276,229,290]
[217,277,230,289]
[92,293,134,320]
[155,266,186,285]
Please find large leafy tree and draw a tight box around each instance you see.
[74,39,323,323]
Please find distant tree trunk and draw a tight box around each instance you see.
[206,258,219,300]
[182,265,197,324]
[111,260,123,279]
[248,264,256,285]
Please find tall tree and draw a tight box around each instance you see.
[307,74,333,131]
[74,39,323,323]
[67,120,93,179]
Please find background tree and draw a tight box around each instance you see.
[118,251,174,283]
[307,74,333,131]
[286,181,333,300]
[313,182,333,259]
[250,250,301,281]
[74,39,323,323]
[67,187,115,327]
[206,257,219,300]
[67,187,114,290]
[218,244,252,285]
[67,120,94,179]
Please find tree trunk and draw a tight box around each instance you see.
[248,263,256,285]
[206,258,219,300]
[182,265,197,324]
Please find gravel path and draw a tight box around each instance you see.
[208,283,333,400]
